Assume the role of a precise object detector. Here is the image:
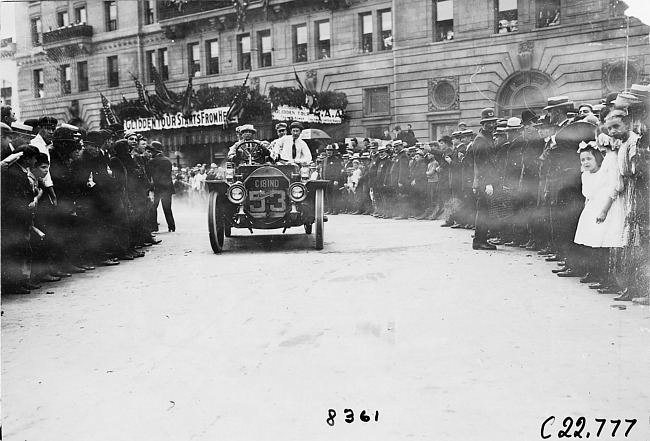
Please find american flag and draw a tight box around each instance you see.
[151,65,176,107]
[181,76,194,120]
[226,70,250,122]
[132,73,155,117]
[100,93,119,125]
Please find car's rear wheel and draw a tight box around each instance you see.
[208,190,225,253]
[314,188,324,250]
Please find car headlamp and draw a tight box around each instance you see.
[225,167,235,183]
[289,183,307,202]
[227,183,246,203]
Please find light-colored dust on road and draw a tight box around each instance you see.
[2,204,649,441]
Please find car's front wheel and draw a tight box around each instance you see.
[208,190,225,253]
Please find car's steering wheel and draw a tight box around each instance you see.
[239,141,265,164]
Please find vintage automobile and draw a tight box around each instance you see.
[205,140,329,253]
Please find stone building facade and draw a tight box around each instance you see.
[13,0,650,162]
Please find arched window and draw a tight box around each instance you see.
[497,71,558,118]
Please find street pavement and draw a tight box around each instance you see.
[2,202,650,441]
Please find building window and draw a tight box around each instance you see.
[74,6,86,24]
[207,39,219,75]
[316,21,330,59]
[434,0,454,41]
[57,10,69,28]
[238,34,251,71]
[258,31,272,67]
[107,56,119,87]
[379,10,392,51]
[34,69,44,98]
[77,61,88,92]
[188,43,201,77]
[495,0,517,33]
[60,65,71,94]
[364,86,390,116]
[31,17,42,46]
[159,48,169,80]
[0,87,11,107]
[144,1,155,25]
[293,24,308,63]
[145,50,156,83]
[360,13,373,53]
[105,1,117,31]
[537,0,560,27]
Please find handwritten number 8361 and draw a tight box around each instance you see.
[327,409,379,426]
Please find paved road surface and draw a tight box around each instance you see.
[2,203,649,441]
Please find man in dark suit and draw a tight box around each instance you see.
[472,108,500,250]
[388,140,411,219]
[146,141,176,232]
[1,145,40,293]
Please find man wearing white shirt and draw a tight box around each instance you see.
[271,121,312,165]
[29,116,57,205]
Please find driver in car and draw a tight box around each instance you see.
[271,121,312,165]
[227,124,272,164]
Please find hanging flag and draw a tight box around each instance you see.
[132,73,156,117]
[151,65,176,107]
[226,70,250,122]
[293,67,315,109]
[232,0,247,31]
[181,76,194,120]
[100,93,120,125]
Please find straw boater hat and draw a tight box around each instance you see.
[239,124,257,133]
[543,96,574,111]
[505,117,523,131]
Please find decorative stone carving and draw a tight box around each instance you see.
[305,70,318,93]
[428,77,459,111]
[518,42,534,71]
[602,56,644,95]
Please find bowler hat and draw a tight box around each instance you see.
[38,116,58,127]
[86,131,106,145]
[521,109,539,125]
[543,96,574,111]
[479,108,498,123]
[534,114,554,128]
[53,127,76,142]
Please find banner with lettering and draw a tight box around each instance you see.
[272,105,344,125]
[123,107,230,132]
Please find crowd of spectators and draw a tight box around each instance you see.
[1,111,175,295]
[314,87,648,305]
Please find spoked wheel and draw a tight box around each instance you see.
[314,188,324,250]
[208,190,225,253]
[304,223,313,234]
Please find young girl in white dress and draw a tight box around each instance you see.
[573,140,625,285]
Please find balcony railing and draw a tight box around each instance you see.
[43,24,92,47]
[158,0,233,22]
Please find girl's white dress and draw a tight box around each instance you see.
[574,151,625,248]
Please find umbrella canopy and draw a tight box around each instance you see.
[299,128,332,140]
